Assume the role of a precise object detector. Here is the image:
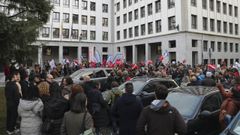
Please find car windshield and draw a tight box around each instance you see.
[232,115,240,134]
[70,70,84,78]
[166,93,202,118]
[119,80,146,95]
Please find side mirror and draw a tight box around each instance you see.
[199,110,211,119]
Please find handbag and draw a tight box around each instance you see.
[79,112,95,135]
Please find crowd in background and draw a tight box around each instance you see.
[3,59,240,135]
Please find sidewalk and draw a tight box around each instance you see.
[0,73,5,87]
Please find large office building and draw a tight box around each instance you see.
[36,0,240,66]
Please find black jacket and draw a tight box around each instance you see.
[201,78,216,86]
[112,93,143,135]
[87,89,110,127]
[136,101,187,135]
[5,81,21,107]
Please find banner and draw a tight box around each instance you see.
[112,52,123,64]
[94,50,101,63]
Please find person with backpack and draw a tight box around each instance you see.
[112,82,143,135]
[60,93,94,135]
[105,81,123,107]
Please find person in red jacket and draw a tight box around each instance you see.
[4,64,10,82]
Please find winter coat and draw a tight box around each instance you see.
[5,81,21,108]
[18,98,43,135]
[60,111,94,135]
[42,96,69,135]
[105,87,123,107]
[87,89,110,128]
[112,93,143,135]
[136,100,187,135]
[82,81,95,96]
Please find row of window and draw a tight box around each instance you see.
[52,0,108,13]
[191,15,239,35]
[116,1,161,25]
[204,58,239,65]
[201,40,239,53]
[41,27,109,41]
[116,0,175,11]
[52,12,109,27]
[116,19,162,40]
[116,0,161,15]
[193,0,239,17]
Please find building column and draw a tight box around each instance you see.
[78,46,82,63]
[121,46,126,62]
[38,46,42,67]
[145,43,149,62]
[59,46,63,63]
[132,45,136,64]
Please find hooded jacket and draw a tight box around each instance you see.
[136,100,187,135]
[112,93,143,135]
[18,98,43,135]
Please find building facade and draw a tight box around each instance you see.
[36,0,114,65]
[36,0,240,66]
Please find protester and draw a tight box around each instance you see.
[60,93,94,135]
[61,76,74,100]
[136,85,187,135]
[87,81,111,135]
[4,63,10,82]
[112,82,143,135]
[217,76,240,129]
[105,81,123,107]
[42,79,69,135]
[202,71,216,86]
[82,75,95,96]
[70,84,84,100]
[5,71,22,135]
[18,84,43,135]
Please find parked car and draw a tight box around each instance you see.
[220,111,240,135]
[55,68,113,89]
[166,86,223,135]
[103,77,179,106]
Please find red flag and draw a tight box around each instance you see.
[159,55,164,62]
[147,60,153,65]
[208,64,216,71]
[132,64,138,70]
[115,59,122,65]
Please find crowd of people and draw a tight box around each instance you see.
[3,60,240,135]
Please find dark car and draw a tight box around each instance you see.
[166,86,223,135]
[103,77,179,106]
[220,111,240,135]
[55,68,112,88]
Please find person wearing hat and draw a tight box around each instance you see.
[201,71,216,86]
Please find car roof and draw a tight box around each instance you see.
[132,76,175,82]
[170,86,219,96]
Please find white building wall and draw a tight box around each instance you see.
[33,0,240,65]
